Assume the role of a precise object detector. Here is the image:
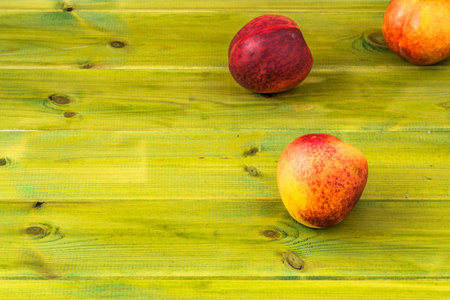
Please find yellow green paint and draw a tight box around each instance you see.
[0,0,448,298]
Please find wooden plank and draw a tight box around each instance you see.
[0,69,448,132]
[0,11,445,68]
[1,200,449,280]
[0,1,391,12]
[0,131,448,201]
[0,280,448,299]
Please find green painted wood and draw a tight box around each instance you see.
[0,280,448,299]
[0,69,448,131]
[0,200,448,280]
[0,0,393,12]
[0,0,448,298]
[0,131,448,201]
[1,11,448,68]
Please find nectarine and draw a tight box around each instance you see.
[382,0,450,65]
[277,134,368,228]
[228,14,313,94]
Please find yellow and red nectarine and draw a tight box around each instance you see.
[277,134,368,228]
[382,0,450,65]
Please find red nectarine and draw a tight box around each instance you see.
[228,14,313,94]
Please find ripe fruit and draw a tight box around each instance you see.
[382,0,450,65]
[228,14,313,94]
[277,134,368,228]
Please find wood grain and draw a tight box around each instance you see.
[0,0,391,12]
[0,131,447,201]
[0,280,449,299]
[1,200,448,280]
[0,69,448,131]
[0,0,448,298]
[1,11,448,69]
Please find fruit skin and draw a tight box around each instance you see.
[228,14,313,94]
[277,134,368,228]
[382,0,450,65]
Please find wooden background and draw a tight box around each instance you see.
[0,0,449,298]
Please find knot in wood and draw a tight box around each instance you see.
[244,147,259,157]
[0,157,12,168]
[282,251,304,271]
[64,111,78,118]
[34,202,45,209]
[110,41,126,48]
[24,223,64,242]
[80,63,95,69]
[353,30,389,53]
[244,166,259,177]
[261,229,281,239]
[26,226,46,237]
[366,32,387,47]
[61,2,75,12]
[48,94,72,105]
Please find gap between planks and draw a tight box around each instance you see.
[0,129,447,133]
[0,65,448,71]
[0,9,387,13]
[1,276,449,281]
[1,199,448,204]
